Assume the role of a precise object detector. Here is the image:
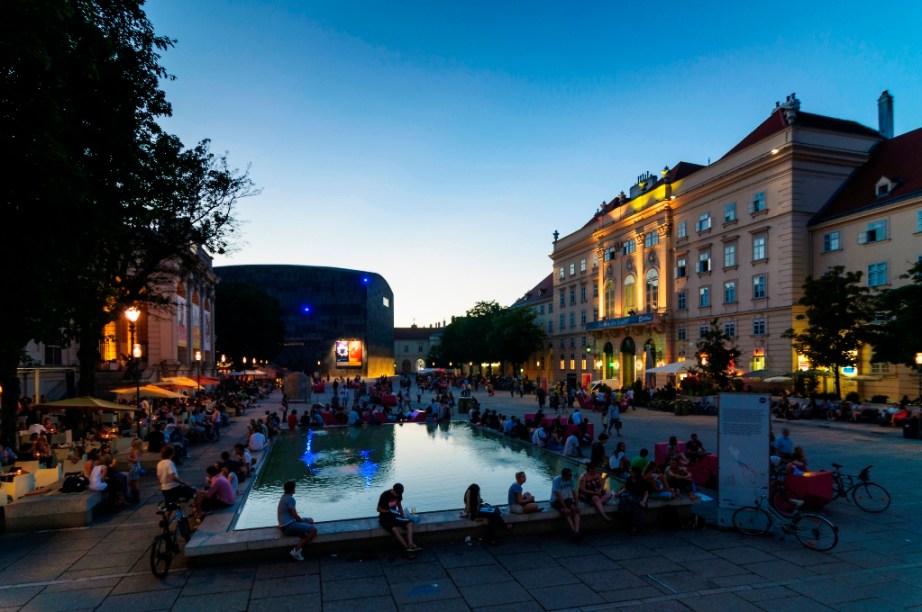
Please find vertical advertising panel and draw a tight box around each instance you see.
[176,296,188,348]
[717,393,770,527]
[336,340,363,367]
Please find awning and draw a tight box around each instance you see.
[645,360,696,374]
[112,385,187,399]
[37,396,135,412]
[739,369,786,380]
[195,375,221,386]
[155,376,200,388]
[763,376,793,383]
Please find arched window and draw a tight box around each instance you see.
[604,281,616,319]
[623,274,636,312]
[645,268,659,311]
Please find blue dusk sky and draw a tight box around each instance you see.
[145,0,922,327]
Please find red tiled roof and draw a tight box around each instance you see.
[811,127,922,224]
[722,109,881,159]
[512,273,554,307]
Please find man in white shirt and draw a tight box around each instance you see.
[563,432,583,458]
[249,429,266,452]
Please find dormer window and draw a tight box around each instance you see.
[876,176,893,197]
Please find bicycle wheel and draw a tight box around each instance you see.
[150,534,174,578]
[851,482,891,513]
[792,513,838,551]
[771,487,798,518]
[732,506,771,535]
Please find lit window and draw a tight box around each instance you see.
[724,281,737,304]
[870,362,890,375]
[724,243,737,268]
[623,275,636,310]
[724,202,737,222]
[749,192,766,214]
[604,281,615,319]
[823,231,841,252]
[753,235,767,261]
[859,220,888,244]
[699,286,711,308]
[868,262,888,287]
[753,275,767,299]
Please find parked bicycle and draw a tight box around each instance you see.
[733,488,839,551]
[772,463,890,516]
[150,499,193,578]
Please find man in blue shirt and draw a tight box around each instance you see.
[774,428,794,460]
[550,468,581,540]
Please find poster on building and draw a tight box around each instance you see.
[203,309,211,351]
[335,340,363,367]
[717,393,770,527]
[191,299,201,350]
[176,295,187,348]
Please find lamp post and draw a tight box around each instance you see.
[125,307,142,435]
[194,350,203,394]
[915,353,922,403]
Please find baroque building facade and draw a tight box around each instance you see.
[548,93,895,392]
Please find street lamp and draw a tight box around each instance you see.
[916,353,922,404]
[194,350,202,394]
[125,307,142,435]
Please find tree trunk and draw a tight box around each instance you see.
[76,326,101,396]
[0,350,22,447]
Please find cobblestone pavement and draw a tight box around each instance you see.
[1,383,920,610]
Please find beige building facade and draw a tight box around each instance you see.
[549,93,895,392]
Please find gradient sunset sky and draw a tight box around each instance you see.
[146,0,922,327]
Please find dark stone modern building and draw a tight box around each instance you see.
[215,265,394,378]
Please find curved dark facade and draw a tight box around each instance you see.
[215,265,394,377]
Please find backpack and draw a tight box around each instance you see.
[61,474,89,493]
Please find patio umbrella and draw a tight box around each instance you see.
[111,385,186,399]
[763,376,794,383]
[36,396,135,412]
[645,360,696,374]
[739,369,785,380]
[194,375,221,386]
[155,376,200,388]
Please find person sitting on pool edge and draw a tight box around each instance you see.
[508,471,541,514]
[377,482,421,555]
[550,467,581,541]
[278,480,317,561]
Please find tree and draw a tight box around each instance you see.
[694,318,740,391]
[783,266,874,399]
[491,307,546,375]
[215,282,285,366]
[870,261,922,370]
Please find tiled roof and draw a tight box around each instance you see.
[512,273,554,307]
[394,327,439,341]
[811,127,922,225]
[722,109,881,159]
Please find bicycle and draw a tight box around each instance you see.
[732,488,838,551]
[150,499,193,578]
[772,464,890,515]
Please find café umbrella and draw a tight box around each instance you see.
[111,385,186,399]
[36,396,135,412]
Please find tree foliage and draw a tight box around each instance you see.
[694,318,741,391]
[432,301,545,373]
[782,266,874,399]
[870,261,922,369]
[214,282,285,366]
[0,0,253,442]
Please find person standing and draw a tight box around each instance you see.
[607,398,622,436]
[377,483,420,555]
[277,480,317,561]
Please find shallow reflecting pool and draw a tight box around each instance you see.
[234,421,575,529]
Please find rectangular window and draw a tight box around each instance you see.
[724,281,737,304]
[570,337,575,348]
[580,286,586,303]
[823,231,841,252]
[559,339,565,349]
[753,275,767,299]
[569,358,576,369]
[569,287,575,305]
[696,212,712,232]
[677,220,687,238]
[699,286,711,308]
[753,235,767,261]
[724,322,736,338]
[697,251,711,273]
[559,359,565,370]
[580,310,586,324]
[559,314,565,329]
[548,304,553,314]
[593,284,598,297]
[749,191,766,214]
[870,362,890,375]
[699,324,709,338]
[917,210,922,233]
[539,304,545,314]
[677,290,687,311]
[404,345,409,353]
[622,239,636,255]
[859,219,888,244]
[724,243,737,268]
[547,321,553,333]
[569,263,576,276]
[569,312,576,327]
[592,255,599,269]
[644,232,659,248]
[44,344,63,366]
[579,258,586,272]
[868,261,888,287]
[677,327,687,341]
[753,319,766,336]
[675,257,687,278]
[592,308,598,321]
[559,290,565,307]
[724,202,737,222]
[604,247,617,261]
[559,267,565,280]
[582,336,587,347]
[580,358,587,370]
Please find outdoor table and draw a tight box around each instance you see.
[784,470,834,510]
[0,469,35,501]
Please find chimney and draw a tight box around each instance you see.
[878,90,894,139]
